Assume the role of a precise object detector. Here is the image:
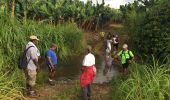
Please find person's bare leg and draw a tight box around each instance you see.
[52,70,56,80]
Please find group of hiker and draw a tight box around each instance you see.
[104,32,134,75]
[21,35,58,97]
[21,35,95,100]
[21,33,134,100]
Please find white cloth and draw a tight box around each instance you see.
[82,53,95,67]
[106,48,111,56]
[107,40,112,51]
[113,37,118,44]
[26,42,40,70]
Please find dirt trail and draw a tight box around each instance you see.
[26,83,112,100]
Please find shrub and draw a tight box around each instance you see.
[111,59,170,100]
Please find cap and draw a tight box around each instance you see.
[30,35,39,41]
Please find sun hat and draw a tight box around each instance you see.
[29,35,39,41]
[123,44,128,49]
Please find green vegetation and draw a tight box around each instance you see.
[120,0,170,62]
[0,14,84,70]
[0,14,84,99]
[112,59,170,100]
[112,0,170,98]
[1,0,122,31]
[0,0,170,100]
[0,51,24,99]
[56,81,80,100]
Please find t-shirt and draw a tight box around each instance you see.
[26,42,40,70]
[45,49,58,65]
[82,53,95,67]
[107,40,112,51]
[118,50,134,64]
[113,37,118,44]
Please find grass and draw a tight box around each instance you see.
[0,15,85,69]
[0,15,85,99]
[0,52,24,100]
[0,14,85,99]
[111,58,170,100]
[55,81,80,100]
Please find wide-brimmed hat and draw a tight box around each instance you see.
[30,35,39,41]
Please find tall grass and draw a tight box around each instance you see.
[0,15,85,70]
[0,51,24,99]
[111,59,170,100]
[0,14,85,99]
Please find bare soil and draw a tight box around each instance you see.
[26,83,112,100]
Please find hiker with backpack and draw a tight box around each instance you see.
[24,35,40,97]
[113,44,134,75]
[45,43,58,85]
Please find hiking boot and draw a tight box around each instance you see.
[27,91,39,98]
[49,80,56,86]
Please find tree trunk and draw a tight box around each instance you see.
[11,0,15,17]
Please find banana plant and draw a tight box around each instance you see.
[0,0,8,15]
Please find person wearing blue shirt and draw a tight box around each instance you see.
[45,43,58,85]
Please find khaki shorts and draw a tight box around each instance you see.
[25,69,37,87]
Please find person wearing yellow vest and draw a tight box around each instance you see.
[114,44,134,75]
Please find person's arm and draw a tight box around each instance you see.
[113,50,122,61]
[33,59,39,68]
[46,51,55,71]
[129,51,134,62]
[47,57,54,70]
[30,48,40,70]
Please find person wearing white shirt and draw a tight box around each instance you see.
[25,35,40,97]
[80,46,96,100]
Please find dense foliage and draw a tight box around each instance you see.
[112,61,170,100]
[0,0,122,31]
[120,0,170,62]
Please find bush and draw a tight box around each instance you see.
[111,59,170,100]
[134,0,170,62]
[120,0,170,63]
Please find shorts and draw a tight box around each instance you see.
[113,43,119,49]
[122,63,129,69]
[48,65,56,72]
[25,69,37,87]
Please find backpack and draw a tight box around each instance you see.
[18,46,34,69]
